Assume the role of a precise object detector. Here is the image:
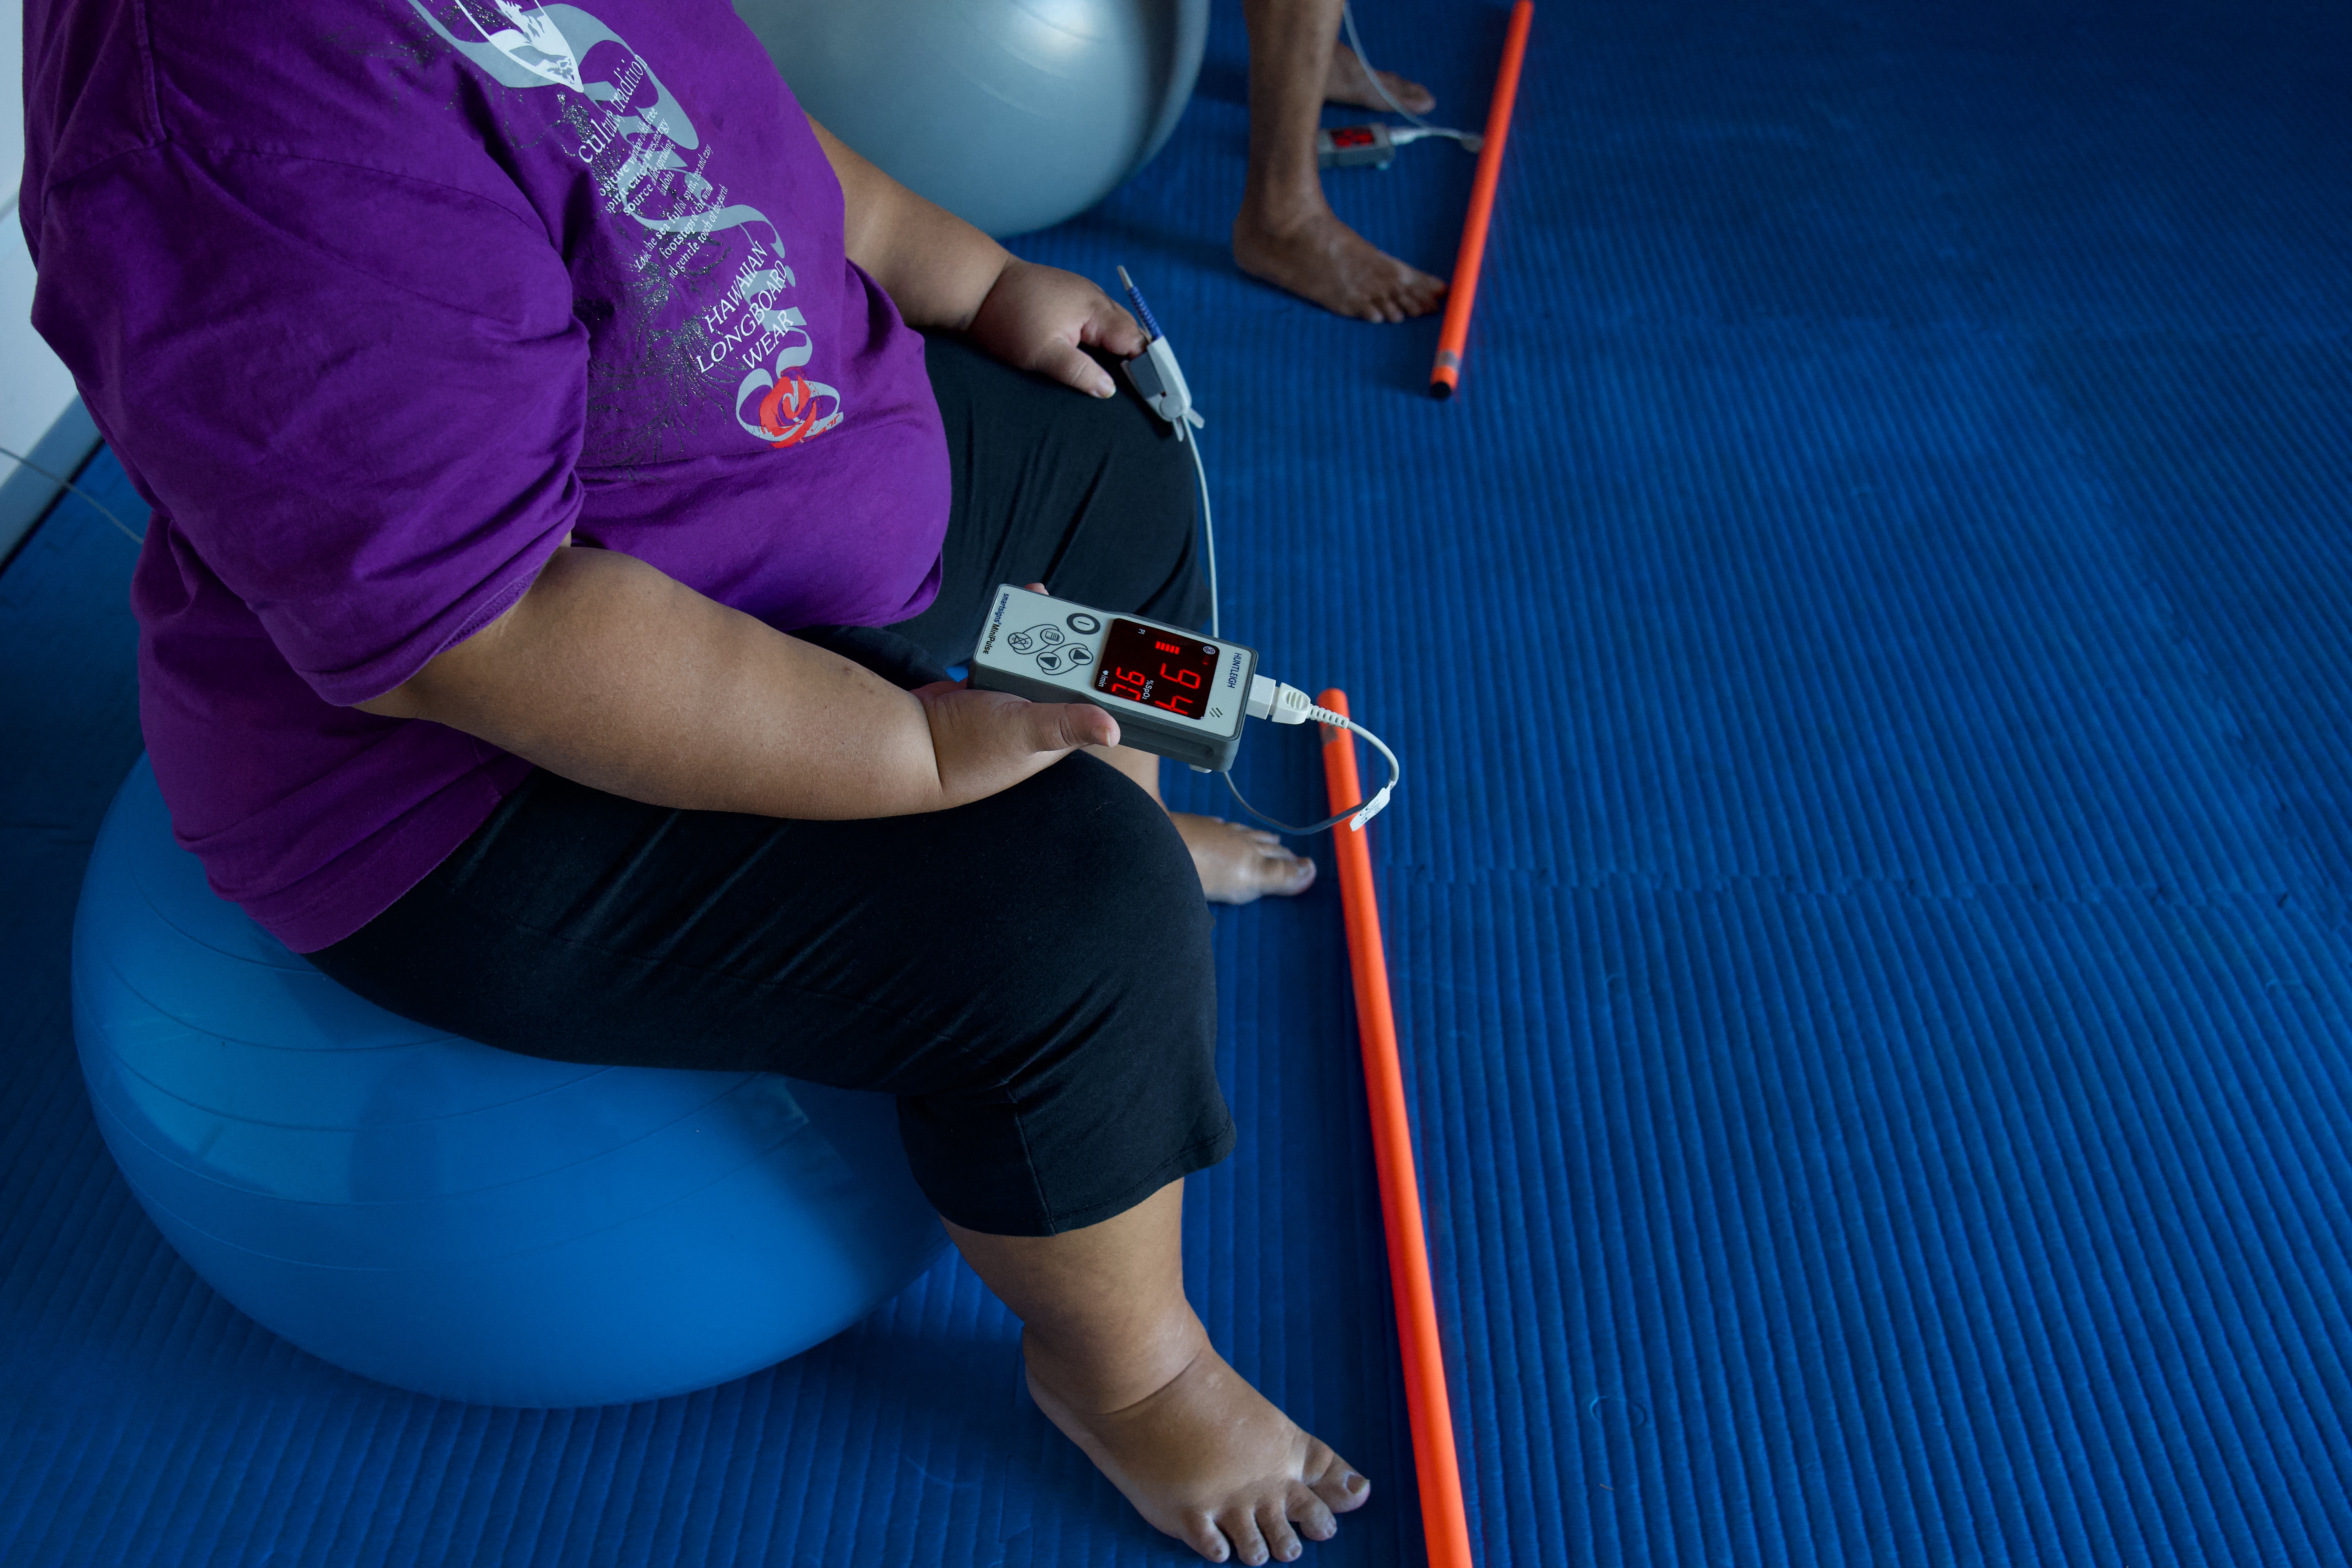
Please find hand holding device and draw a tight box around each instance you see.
[969,585,1399,832]
[970,585,1252,771]
[910,678,1118,808]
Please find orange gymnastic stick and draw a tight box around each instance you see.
[1318,690,1475,1568]
[1430,0,1534,400]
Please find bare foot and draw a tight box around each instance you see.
[1232,205,1446,323]
[1174,814,1316,904]
[1324,47,1436,116]
[951,1187,1362,1564]
[1027,1332,1371,1564]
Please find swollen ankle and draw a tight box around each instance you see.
[1023,1321,1210,1417]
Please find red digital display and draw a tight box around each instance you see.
[1095,619,1221,721]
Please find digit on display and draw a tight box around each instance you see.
[1095,619,1220,722]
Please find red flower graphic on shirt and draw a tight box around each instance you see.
[735,354,841,449]
[757,372,822,447]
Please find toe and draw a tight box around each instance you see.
[1180,815,1313,903]
[1220,1504,1273,1567]
[1258,846,1316,897]
[1306,1451,1371,1515]
[1186,1514,1233,1563]
[1386,74,1437,115]
[1290,1482,1339,1542]
[1260,1501,1305,1562]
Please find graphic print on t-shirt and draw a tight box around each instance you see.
[407,0,843,450]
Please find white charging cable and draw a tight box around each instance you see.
[1388,125,1481,150]
[1230,675,1401,834]
[1339,3,1483,153]
[1112,271,1400,835]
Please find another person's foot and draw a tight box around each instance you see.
[1323,47,1436,116]
[1027,1330,1371,1564]
[1232,205,1446,323]
[1174,814,1316,904]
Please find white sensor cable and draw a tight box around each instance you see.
[1339,3,1483,152]
[1117,266,1220,637]
[1109,270,1399,833]
[1226,676,1401,835]
[1390,125,1483,152]
[1185,425,1220,641]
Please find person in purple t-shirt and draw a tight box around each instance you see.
[23,1,1363,1560]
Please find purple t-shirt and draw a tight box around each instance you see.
[23,0,951,950]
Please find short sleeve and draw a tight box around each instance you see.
[33,144,587,705]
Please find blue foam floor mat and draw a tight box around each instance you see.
[6,1,2352,1563]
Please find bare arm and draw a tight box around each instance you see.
[355,544,1116,817]
[810,116,1011,334]
[807,116,1149,395]
[350,126,1158,815]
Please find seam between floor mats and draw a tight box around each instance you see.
[1381,862,2337,917]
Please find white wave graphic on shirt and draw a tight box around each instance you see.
[408,0,843,448]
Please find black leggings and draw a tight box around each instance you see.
[310,333,1229,1237]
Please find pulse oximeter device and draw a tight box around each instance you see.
[967,585,1256,772]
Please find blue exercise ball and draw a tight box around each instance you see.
[71,758,947,1408]
[736,0,1209,237]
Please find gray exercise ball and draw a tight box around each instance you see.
[737,0,1209,237]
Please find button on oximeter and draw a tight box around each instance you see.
[1065,612,1102,635]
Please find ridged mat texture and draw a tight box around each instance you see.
[5,1,2351,1563]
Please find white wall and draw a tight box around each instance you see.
[3,0,97,553]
